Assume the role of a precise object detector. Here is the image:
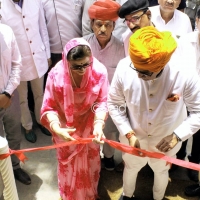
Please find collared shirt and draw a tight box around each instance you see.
[14,0,23,8]
[108,56,200,155]
[83,34,125,83]
[0,24,21,94]
[150,5,192,38]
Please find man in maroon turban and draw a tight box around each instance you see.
[84,0,125,171]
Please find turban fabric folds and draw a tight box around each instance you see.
[129,26,177,72]
[88,0,121,21]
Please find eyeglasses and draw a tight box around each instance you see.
[70,62,93,70]
[129,63,153,77]
[123,10,147,25]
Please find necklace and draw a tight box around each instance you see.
[69,68,78,88]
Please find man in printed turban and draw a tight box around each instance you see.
[84,0,125,171]
[108,26,200,200]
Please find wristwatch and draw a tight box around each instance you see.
[173,132,182,142]
[2,91,11,99]
[125,131,135,139]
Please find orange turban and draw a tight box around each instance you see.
[88,0,121,21]
[129,26,177,72]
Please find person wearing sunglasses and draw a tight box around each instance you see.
[84,0,125,172]
[108,26,200,200]
[41,38,109,200]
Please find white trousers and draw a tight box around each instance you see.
[120,136,171,200]
[17,76,44,130]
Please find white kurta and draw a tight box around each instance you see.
[122,29,132,56]
[108,56,200,157]
[2,0,50,81]
[84,34,125,83]
[150,5,192,38]
[0,24,21,94]
[42,0,85,53]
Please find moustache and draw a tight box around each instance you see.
[98,33,107,36]
[131,26,140,33]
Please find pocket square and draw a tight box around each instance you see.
[167,94,180,102]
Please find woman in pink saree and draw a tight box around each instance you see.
[40,38,108,200]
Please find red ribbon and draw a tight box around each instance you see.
[0,138,199,171]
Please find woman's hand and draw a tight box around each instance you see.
[52,123,76,142]
[93,123,105,144]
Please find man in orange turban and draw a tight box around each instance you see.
[129,26,177,73]
[108,26,200,200]
[84,0,125,172]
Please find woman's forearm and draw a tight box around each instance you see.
[46,113,61,132]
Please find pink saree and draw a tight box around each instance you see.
[41,38,108,200]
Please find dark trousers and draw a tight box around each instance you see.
[0,90,22,169]
[44,53,62,89]
[177,129,200,164]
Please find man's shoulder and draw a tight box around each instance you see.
[174,9,190,20]
[116,56,131,71]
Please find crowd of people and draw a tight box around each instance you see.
[1,0,200,200]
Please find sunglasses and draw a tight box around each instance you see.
[129,63,153,77]
[70,62,93,70]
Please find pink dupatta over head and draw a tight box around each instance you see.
[41,37,108,129]
[40,38,108,200]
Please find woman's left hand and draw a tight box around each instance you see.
[92,124,105,144]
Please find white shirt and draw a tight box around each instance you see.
[82,0,128,41]
[175,31,200,75]
[108,56,200,155]
[83,34,125,83]
[0,24,21,94]
[150,5,192,38]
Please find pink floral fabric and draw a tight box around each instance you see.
[41,38,109,200]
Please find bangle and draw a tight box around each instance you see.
[126,131,135,139]
[2,91,11,99]
[93,119,105,128]
[49,120,61,131]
